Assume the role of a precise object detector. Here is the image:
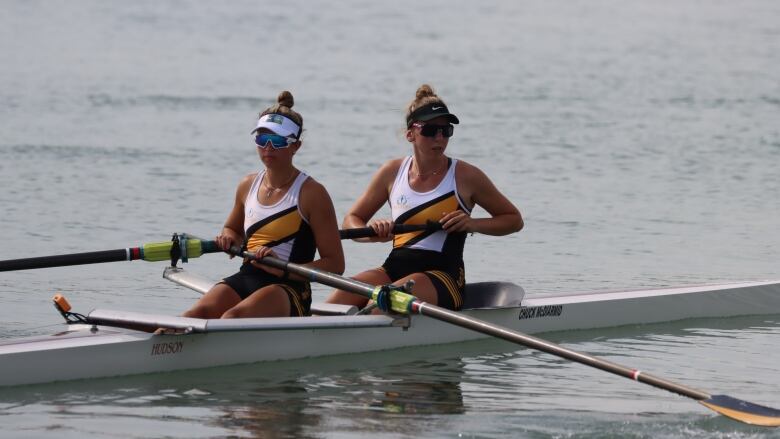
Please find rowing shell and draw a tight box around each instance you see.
[0,270,779,387]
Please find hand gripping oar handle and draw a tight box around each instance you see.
[0,235,220,272]
[338,221,442,239]
[233,249,780,427]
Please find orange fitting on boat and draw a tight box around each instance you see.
[52,294,72,313]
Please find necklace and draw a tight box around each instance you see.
[262,170,298,198]
[410,159,448,177]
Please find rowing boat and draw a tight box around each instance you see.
[2,266,779,388]
[2,234,780,425]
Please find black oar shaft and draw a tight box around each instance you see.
[0,236,220,272]
[338,222,442,239]
[0,249,136,272]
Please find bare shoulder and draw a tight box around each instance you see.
[299,176,337,222]
[454,159,490,182]
[348,157,404,192]
[301,175,328,196]
[238,172,257,187]
[377,157,405,176]
[299,176,334,207]
[382,157,406,168]
[235,172,258,198]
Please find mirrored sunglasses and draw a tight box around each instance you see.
[255,133,298,149]
[413,123,454,138]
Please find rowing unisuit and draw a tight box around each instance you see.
[244,169,315,263]
[219,169,314,316]
[384,156,472,310]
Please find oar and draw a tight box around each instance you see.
[0,223,442,272]
[338,221,442,239]
[0,234,219,272]
[233,249,780,427]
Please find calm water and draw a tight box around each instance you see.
[1,0,779,437]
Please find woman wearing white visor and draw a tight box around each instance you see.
[183,91,344,318]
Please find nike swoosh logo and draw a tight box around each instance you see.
[431,106,443,110]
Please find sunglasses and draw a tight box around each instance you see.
[413,123,454,138]
[255,133,298,149]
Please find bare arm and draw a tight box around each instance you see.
[215,174,254,251]
[343,159,403,242]
[296,178,345,277]
[442,162,523,236]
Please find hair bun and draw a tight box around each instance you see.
[415,84,436,100]
[277,90,294,108]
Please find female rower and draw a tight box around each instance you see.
[184,91,344,319]
[326,84,522,311]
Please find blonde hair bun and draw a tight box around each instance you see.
[415,84,437,100]
[277,90,294,108]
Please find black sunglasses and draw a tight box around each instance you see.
[413,123,454,138]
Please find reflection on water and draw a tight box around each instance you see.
[366,377,465,416]
[0,344,475,438]
[303,358,467,414]
[208,358,467,438]
[213,382,322,439]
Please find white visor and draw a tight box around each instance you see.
[252,114,301,137]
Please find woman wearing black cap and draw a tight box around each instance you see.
[183,91,344,319]
[326,84,522,311]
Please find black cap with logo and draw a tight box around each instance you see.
[406,103,460,128]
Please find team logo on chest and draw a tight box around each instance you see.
[395,194,409,210]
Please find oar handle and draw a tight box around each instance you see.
[338,221,442,239]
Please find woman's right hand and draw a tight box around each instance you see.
[367,218,395,242]
[215,231,240,257]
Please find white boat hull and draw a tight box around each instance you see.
[1,279,779,387]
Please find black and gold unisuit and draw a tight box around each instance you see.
[382,156,471,310]
[220,170,314,316]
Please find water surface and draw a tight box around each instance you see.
[1,0,779,437]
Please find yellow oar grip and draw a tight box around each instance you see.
[141,239,208,262]
[371,286,417,314]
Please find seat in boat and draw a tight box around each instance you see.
[462,282,524,309]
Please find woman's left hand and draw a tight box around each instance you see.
[250,246,286,278]
[440,210,473,233]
